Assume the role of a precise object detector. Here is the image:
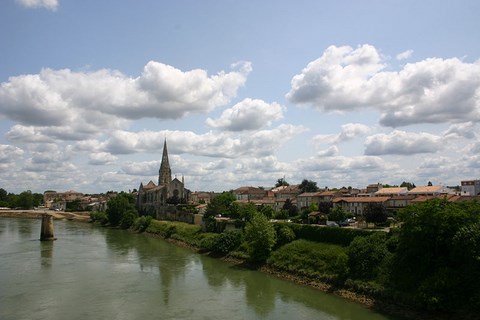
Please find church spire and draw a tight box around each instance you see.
[158,139,172,186]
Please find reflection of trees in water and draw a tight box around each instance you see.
[113,234,192,306]
[244,273,276,317]
[201,258,276,318]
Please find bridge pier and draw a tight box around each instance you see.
[40,214,56,241]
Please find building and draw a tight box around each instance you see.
[461,180,480,196]
[333,196,390,216]
[137,140,190,217]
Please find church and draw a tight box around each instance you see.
[137,140,190,217]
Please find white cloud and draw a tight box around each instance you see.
[16,0,58,11]
[312,123,372,146]
[287,44,480,127]
[206,98,285,131]
[103,124,307,158]
[89,152,118,165]
[0,144,24,163]
[0,62,251,142]
[396,50,413,60]
[442,122,478,140]
[364,130,443,155]
[317,146,338,157]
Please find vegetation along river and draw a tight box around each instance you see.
[0,218,395,320]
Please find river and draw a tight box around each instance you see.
[0,218,395,320]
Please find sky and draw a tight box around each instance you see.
[1,0,480,194]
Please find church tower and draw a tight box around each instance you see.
[158,139,172,186]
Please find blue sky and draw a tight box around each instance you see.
[1,0,479,194]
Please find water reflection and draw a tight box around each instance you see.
[0,218,393,320]
[40,241,53,268]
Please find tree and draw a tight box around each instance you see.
[106,192,137,227]
[244,212,276,262]
[400,181,416,190]
[204,192,236,218]
[391,199,480,311]
[364,203,388,225]
[427,181,433,186]
[275,178,289,187]
[282,198,298,217]
[260,205,275,220]
[17,190,33,209]
[318,201,333,215]
[299,179,319,193]
[328,206,347,222]
[347,232,390,280]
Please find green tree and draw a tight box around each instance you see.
[275,178,289,187]
[204,192,236,218]
[299,179,319,193]
[348,232,390,280]
[17,190,33,209]
[245,212,276,262]
[400,181,416,190]
[260,205,275,220]
[318,201,333,215]
[364,203,388,225]
[106,192,137,227]
[328,206,347,222]
[391,199,480,311]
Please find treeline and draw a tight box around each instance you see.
[90,192,480,316]
[0,188,44,209]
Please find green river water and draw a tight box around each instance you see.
[0,218,395,320]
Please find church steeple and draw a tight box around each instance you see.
[158,139,172,186]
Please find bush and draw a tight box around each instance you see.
[212,230,243,255]
[274,224,296,248]
[268,239,348,281]
[285,223,372,246]
[89,211,108,224]
[347,232,390,280]
[245,212,276,263]
[199,233,220,251]
[133,215,152,232]
[120,210,137,229]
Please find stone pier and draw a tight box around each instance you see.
[40,214,56,241]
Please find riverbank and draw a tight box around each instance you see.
[0,209,90,221]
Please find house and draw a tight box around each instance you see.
[408,185,453,196]
[461,180,480,196]
[317,190,342,202]
[375,187,408,196]
[273,185,301,211]
[190,191,217,204]
[333,196,390,215]
[366,183,383,194]
[386,195,416,210]
[233,187,268,201]
[296,192,322,209]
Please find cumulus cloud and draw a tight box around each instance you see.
[102,124,307,158]
[287,44,480,127]
[317,146,338,157]
[89,152,118,165]
[443,122,478,140]
[16,0,58,11]
[396,50,413,60]
[0,144,24,163]
[312,123,372,146]
[364,130,443,155]
[206,98,285,131]
[0,61,251,142]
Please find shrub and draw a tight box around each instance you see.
[347,232,390,280]
[199,233,220,251]
[268,239,348,281]
[89,211,108,225]
[274,224,296,248]
[285,223,372,246]
[120,210,137,229]
[245,212,276,262]
[212,230,243,255]
[133,215,152,232]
